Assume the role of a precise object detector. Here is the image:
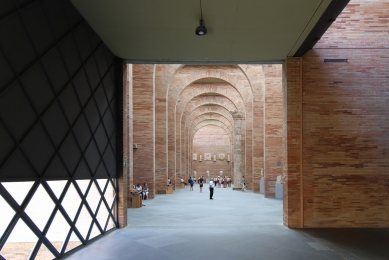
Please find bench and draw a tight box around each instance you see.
[166,185,173,194]
[131,194,142,208]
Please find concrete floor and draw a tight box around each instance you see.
[64,184,389,260]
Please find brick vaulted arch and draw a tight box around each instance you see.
[190,122,233,179]
[177,82,246,115]
[182,107,235,180]
[178,97,246,181]
[153,64,266,191]
[186,115,233,179]
[165,65,254,189]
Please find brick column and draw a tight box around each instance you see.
[282,58,303,228]
[133,64,156,198]
[264,65,283,198]
[117,61,130,228]
[230,110,244,189]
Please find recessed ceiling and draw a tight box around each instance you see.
[70,0,349,63]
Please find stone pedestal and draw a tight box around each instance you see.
[260,178,264,194]
[275,183,283,199]
[166,186,173,194]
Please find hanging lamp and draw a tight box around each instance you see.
[195,0,207,36]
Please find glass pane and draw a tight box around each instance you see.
[111,201,117,223]
[0,218,38,260]
[96,179,107,193]
[75,205,92,240]
[75,179,90,196]
[34,243,56,260]
[65,231,82,253]
[46,210,70,252]
[47,180,68,200]
[25,184,55,232]
[89,222,100,240]
[96,200,109,230]
[0,194,15,238]
[2,181,34,205]
[106,216,115,231]
[105,179,116,209]
[85,181,100,214]
[111,178,117,190]
[61,182,82,221]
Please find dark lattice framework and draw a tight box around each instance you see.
[0,0,118,259]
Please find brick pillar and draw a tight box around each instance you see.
[264,65,283,198]
[133,64,156,198]
[231,110,244,189]
[117,61,130,228]
[282,58,303,228]
[124,64,133,208]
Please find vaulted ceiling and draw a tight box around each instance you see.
[70,0,349,63]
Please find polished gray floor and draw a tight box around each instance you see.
[64,184,389,260]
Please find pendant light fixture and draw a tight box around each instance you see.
[195,0,207,36]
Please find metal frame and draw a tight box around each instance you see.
[0,1,119,259]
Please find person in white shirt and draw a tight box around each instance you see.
[209,179,215,199]
[135,184,145,206]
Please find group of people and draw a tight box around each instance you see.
[212,176,232,188]
[183,176,205,192]
[135,183,149,200]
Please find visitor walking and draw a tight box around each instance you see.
[209,179,215,199]
[198,176,204,193]
[189,176,194,191]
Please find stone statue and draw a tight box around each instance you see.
[199,154,202,161]
[230,110,244,119]
[260,168,264,177]
[193,171,197,177]
[219,171,223,176]
[213,154,216,162]
[192,153,197,160]
[206,170,210,177]
[276,175,282,184]
[227,154,230,161]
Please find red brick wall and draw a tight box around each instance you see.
[264,65,283,197]
[283,58,303,228]
[301,47,389,227]
[132,64,156,198]
[284,0,389,227]
[192,126,232,179]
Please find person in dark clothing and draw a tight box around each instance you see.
[198,176,204,192]
[189,176,194,191]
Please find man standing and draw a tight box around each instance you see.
[209,179,215,199]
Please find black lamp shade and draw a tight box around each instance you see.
[195,19,207,36]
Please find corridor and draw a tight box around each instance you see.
[64,185,388,260]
